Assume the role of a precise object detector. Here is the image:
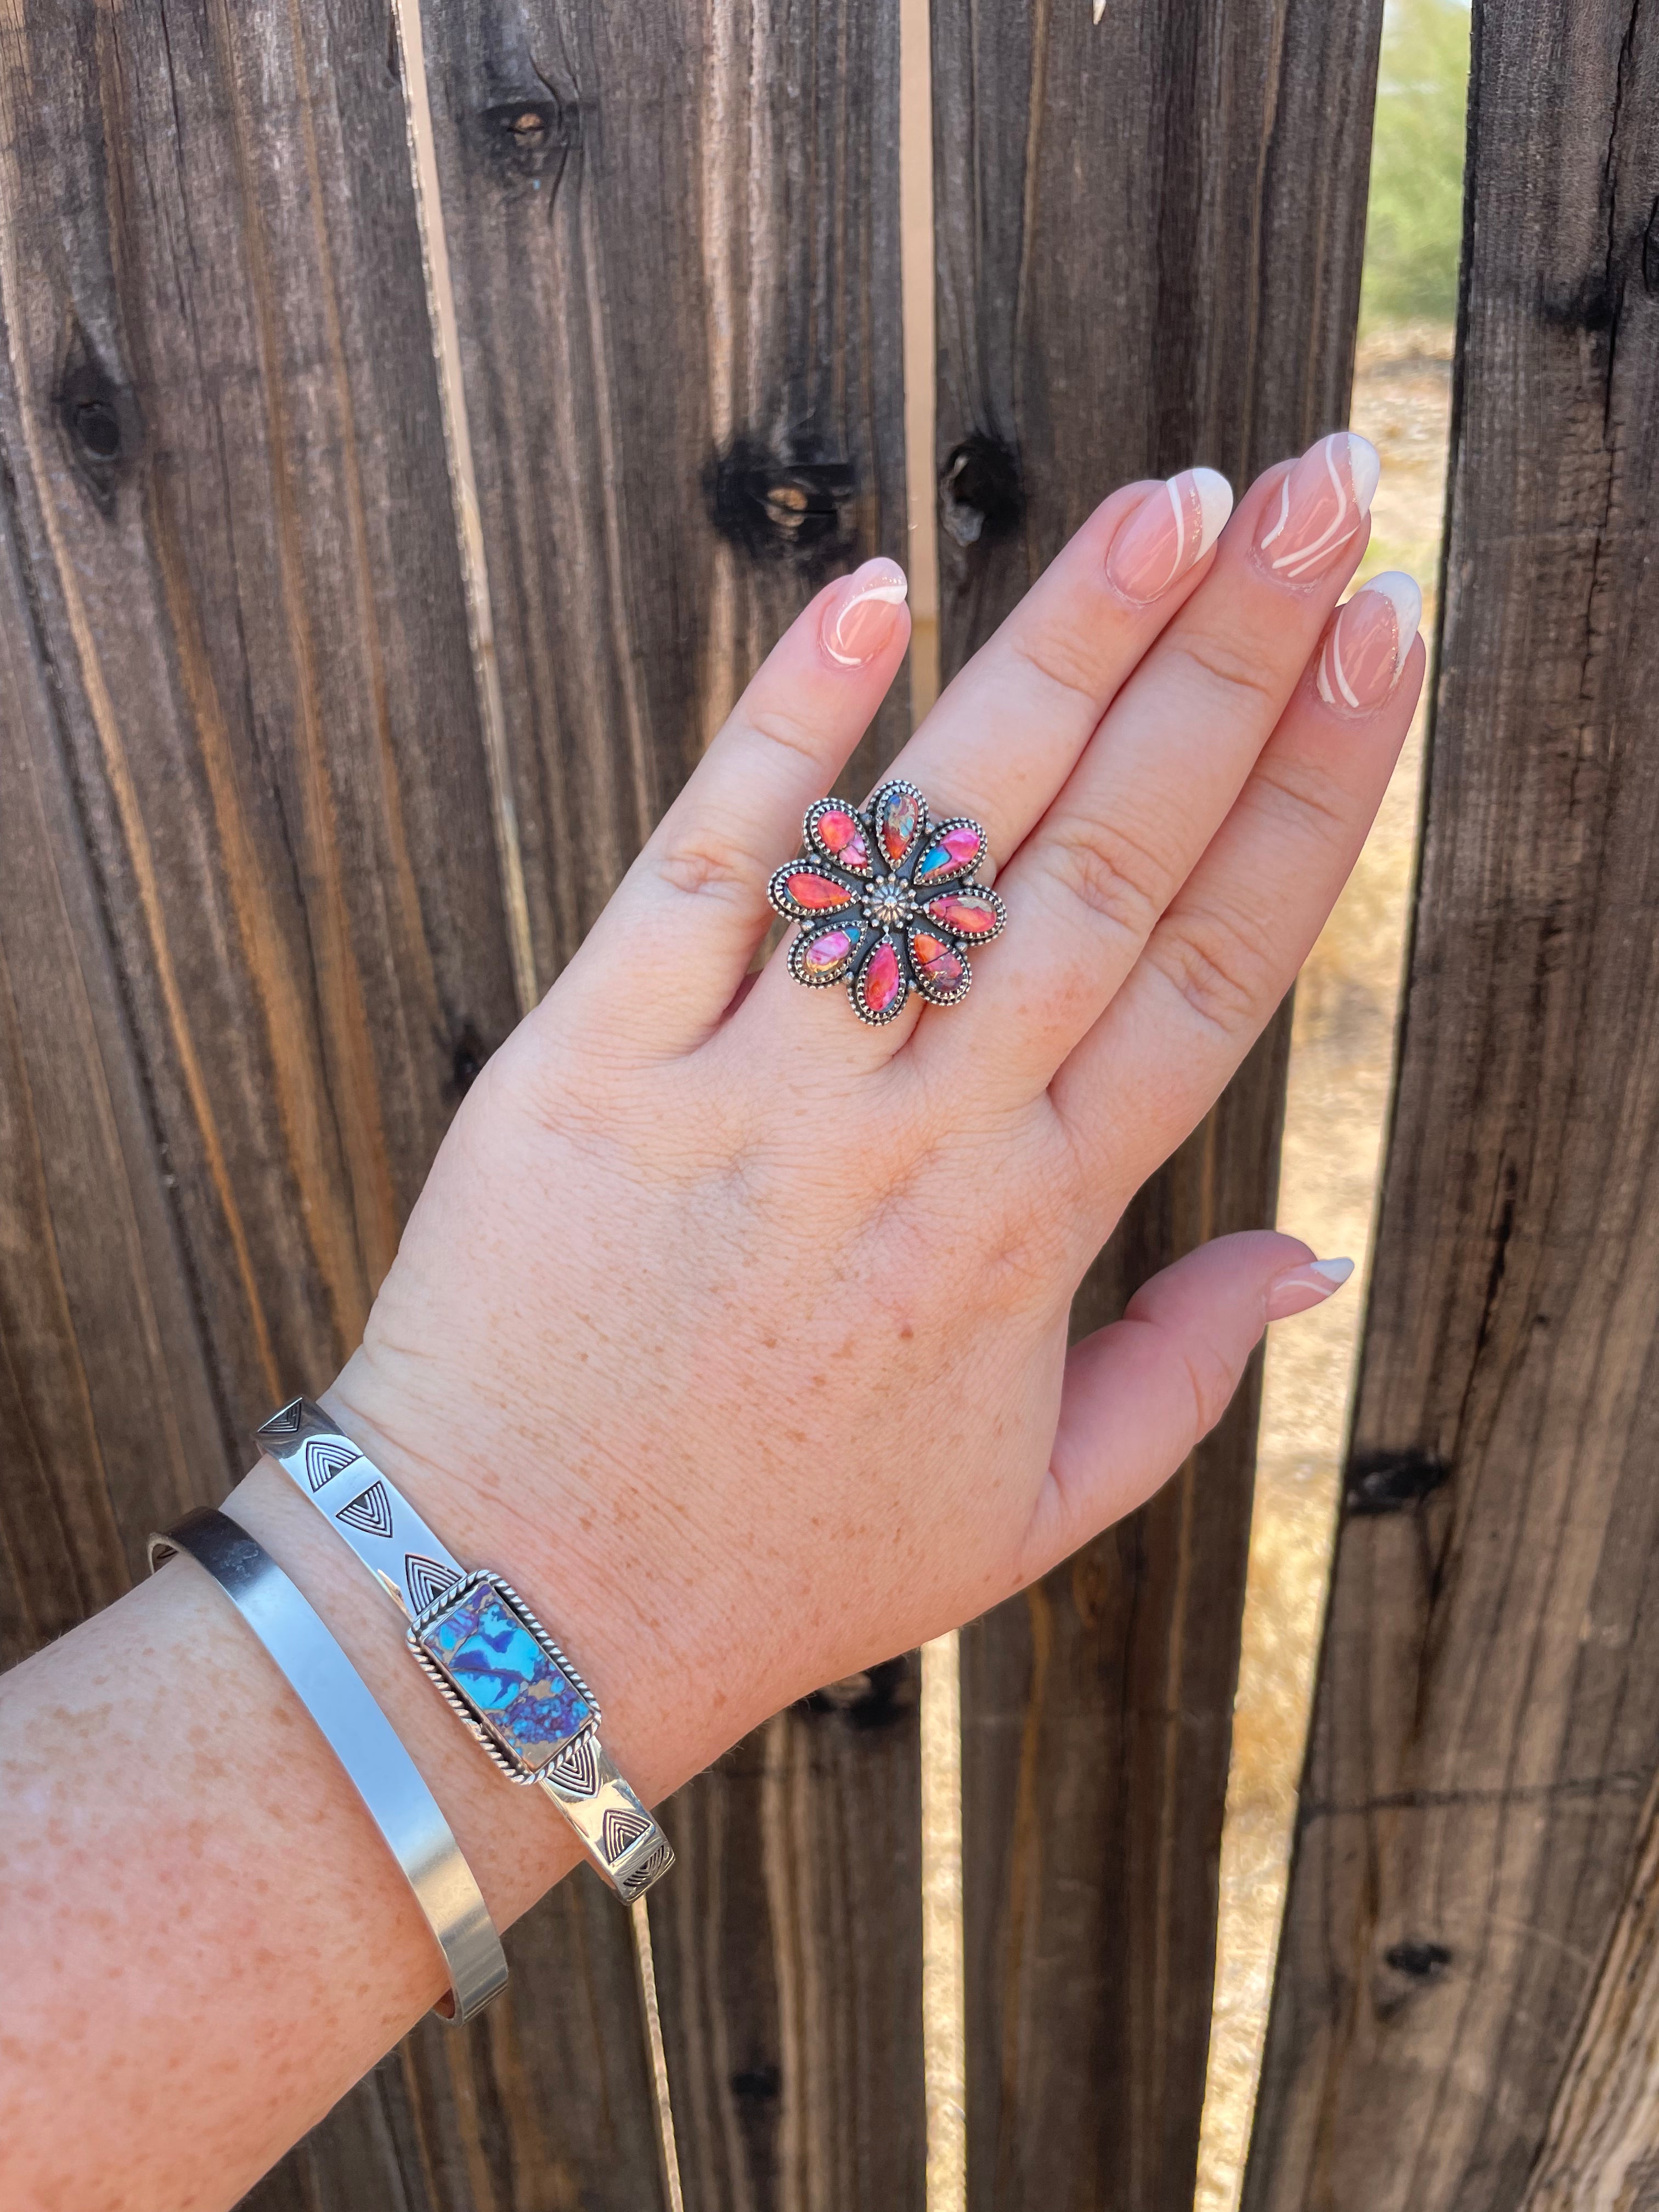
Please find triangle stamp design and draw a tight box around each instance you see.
[546,1731,601,1798]
[405,1554,462,1613]
[257,1400,305,1440]
[303,1438,360,1493]
[619,1840,674,1895]
[601,1807,652,1864]
[337,1481,394,1541]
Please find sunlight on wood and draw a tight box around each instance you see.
[923,1633,968,2212]
[1193,325,1455,2212]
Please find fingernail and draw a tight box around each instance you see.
[1267,1254,1355,1322]
[1106,467,1233,603]
[1316,573,1422,713]
[822,557,909,667]
[1254,432,1380,585]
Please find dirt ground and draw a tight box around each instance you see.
[1193,325,1455,2209]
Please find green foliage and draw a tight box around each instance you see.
[1359,0,1473,331]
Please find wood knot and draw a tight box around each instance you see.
[55,326,141,516]
[1345,1449,1448,1516]
[708,437,855,571]
[1383,1939,1452,1980]
[450,1022,490,1097]
[477,95,580,180]
[729,2064,781,2104]
[798,1654,917,1730]
[939,431,1024,548]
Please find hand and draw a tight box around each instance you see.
[324,432,1420,1796]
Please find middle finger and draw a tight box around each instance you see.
[915,430,1379,1099]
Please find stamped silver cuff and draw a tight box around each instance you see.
[255,1400,674,1903]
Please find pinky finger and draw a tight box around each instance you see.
[1020,1231,1353,1583]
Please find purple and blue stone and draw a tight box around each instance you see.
[418,1579,594,1771]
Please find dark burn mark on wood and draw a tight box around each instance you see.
[938,432,1024,548]
[1384,1939,1453,1980]
[54,326,141,516]
[708,437,856,572]
[1345,1449,1449,1516]
[798,1654,918,1730]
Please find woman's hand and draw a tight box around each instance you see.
[321,432,1420,1812]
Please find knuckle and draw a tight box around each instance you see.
[654,821,757,907]
[1006,617,1107,714]
[740,700,827,770]
[1151,900,1278,1036]
[1249,754,1354,839]
[1178,1330,1243,1438]
[1170,625,1284,715]
[1048,812,1171,946]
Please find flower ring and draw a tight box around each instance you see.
[766,779,1007,1025]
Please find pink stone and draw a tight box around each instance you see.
[799,926,856,976]
[787,870,854,912]
[860,940,902,1014]
[926,891,1000,938]
[812,804,871,873]
[876,785,920,866]
[910,930,966,992]
[913,825,982,885]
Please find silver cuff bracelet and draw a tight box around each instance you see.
[148,1506,509,2024]
[255,1400,675,1904]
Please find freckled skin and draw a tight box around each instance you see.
[4,448,1414,2207]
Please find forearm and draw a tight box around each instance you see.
[0,1403,721,2212]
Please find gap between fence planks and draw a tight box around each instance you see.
[407,3,919,2202]
[1244,1,1659,2206]
[929,2,1386,2205]
[0,0,662,2201]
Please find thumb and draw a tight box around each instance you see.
[1021,1230,1353,1585]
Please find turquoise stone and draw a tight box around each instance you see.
[419,1580,594,1769]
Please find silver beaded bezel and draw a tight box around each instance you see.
[407,1570,601,1786]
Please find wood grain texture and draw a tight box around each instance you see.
[652,1675,923,2212]
[930,2,1385,2204]
[1244,2,1659,2205]
[1520,1770,1659,2212]
[0,2,655,2204]
[416,0,911,986]
[411,5,919,2200]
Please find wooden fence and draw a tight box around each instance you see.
[1,0,1655,2208]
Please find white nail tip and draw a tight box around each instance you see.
[1309,1256,1355,1288]
[1190,467,1234,556]
[1342,432,1381,515]
[1358,569,1422,645]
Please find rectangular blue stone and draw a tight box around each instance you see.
[417,1578,594,1771]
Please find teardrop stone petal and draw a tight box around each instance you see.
[925,890,1002,938]
[785,869,855,912]
[811,803,872,874]
[912,824,983,885]
[859,939,904,1017]
[874,784,921,867]
[798,924,859,978]
[910,929,966,994]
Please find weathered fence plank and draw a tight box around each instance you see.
[411,1,918,2193]
[1245,2,1659,2205]
[929,2,1386,2203]
[0,2,659,2204]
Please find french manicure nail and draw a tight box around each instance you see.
[1106,467,1233,602]
[822,557,909,667]
[1266,1254,1355,1322]
[1316,572,1422,713]
[1254,432,1380,584]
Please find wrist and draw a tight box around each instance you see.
[225,1361,733,1924]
